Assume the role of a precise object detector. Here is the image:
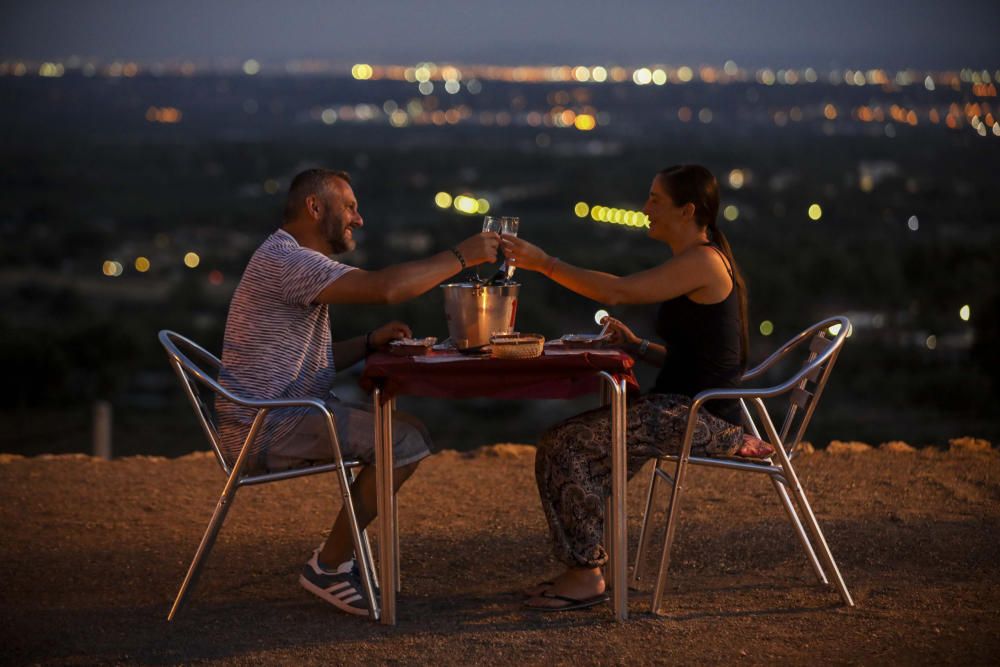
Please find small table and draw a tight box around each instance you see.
[360,347,639,624]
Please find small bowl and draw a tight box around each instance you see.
[559,333,609,349]
[388,336,437,356]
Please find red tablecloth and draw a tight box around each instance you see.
[360,349,639,401]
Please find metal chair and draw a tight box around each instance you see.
[631,316,855,614]
[158,330,381,621]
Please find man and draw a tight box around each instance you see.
[218,168,498,615]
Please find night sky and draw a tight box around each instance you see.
[4,0,999,68]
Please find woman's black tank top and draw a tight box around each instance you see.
[651,243,744,425]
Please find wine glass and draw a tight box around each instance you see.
[477,216,502,282]
[500,216,520,280]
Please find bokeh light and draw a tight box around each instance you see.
[351,64,373,80]
[183,252,200,268]
[102,260,123,277]
[808,204,823,220]
[633,68,652,85]
[759,320,774,336]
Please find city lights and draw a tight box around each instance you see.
[9,56,994,144]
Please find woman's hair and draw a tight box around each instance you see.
[658,164,750,369]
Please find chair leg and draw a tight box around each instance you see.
[631,460,670,585]
[776,459,854,607]
[334,462,381,620]
[770,475,828,585]
[345,468,380,593]
[168,485,239,621]
[650,456,691,615]
[393,487,401,593]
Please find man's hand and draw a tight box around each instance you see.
[370,320,413,348]
[500,235,549,273]
[455,232,500,267]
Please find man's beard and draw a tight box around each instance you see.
[322,212,355,254]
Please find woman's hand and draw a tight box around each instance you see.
[370,320,413,347]
[500,235,549,273]
[601,316,641,349]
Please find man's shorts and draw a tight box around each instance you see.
[265,398,432,472]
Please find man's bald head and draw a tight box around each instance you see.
[283,168,352,222]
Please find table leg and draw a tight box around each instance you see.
[373,387,396,625]
[600,384,613,594]
[600,372,628,622]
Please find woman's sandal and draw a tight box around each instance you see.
[523,591,610,612]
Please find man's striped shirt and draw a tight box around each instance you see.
[217,229,356,463]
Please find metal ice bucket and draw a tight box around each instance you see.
[440,282,520,350]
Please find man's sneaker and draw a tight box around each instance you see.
[299,550,372,616]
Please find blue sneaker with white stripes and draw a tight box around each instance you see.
[299,550,372,616]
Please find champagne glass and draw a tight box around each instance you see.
[477,216,502,282]
[500,216,520,280]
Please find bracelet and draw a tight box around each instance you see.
[637,339,650,356]
[449,246,467,270]
[543,256,559,277]
[364,330,375,355]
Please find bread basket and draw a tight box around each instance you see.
[490,333,545,359]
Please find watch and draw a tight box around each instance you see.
[637,339,650,356]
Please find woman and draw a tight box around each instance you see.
[502,164,753,611]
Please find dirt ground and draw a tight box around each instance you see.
[1,440,998,666]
